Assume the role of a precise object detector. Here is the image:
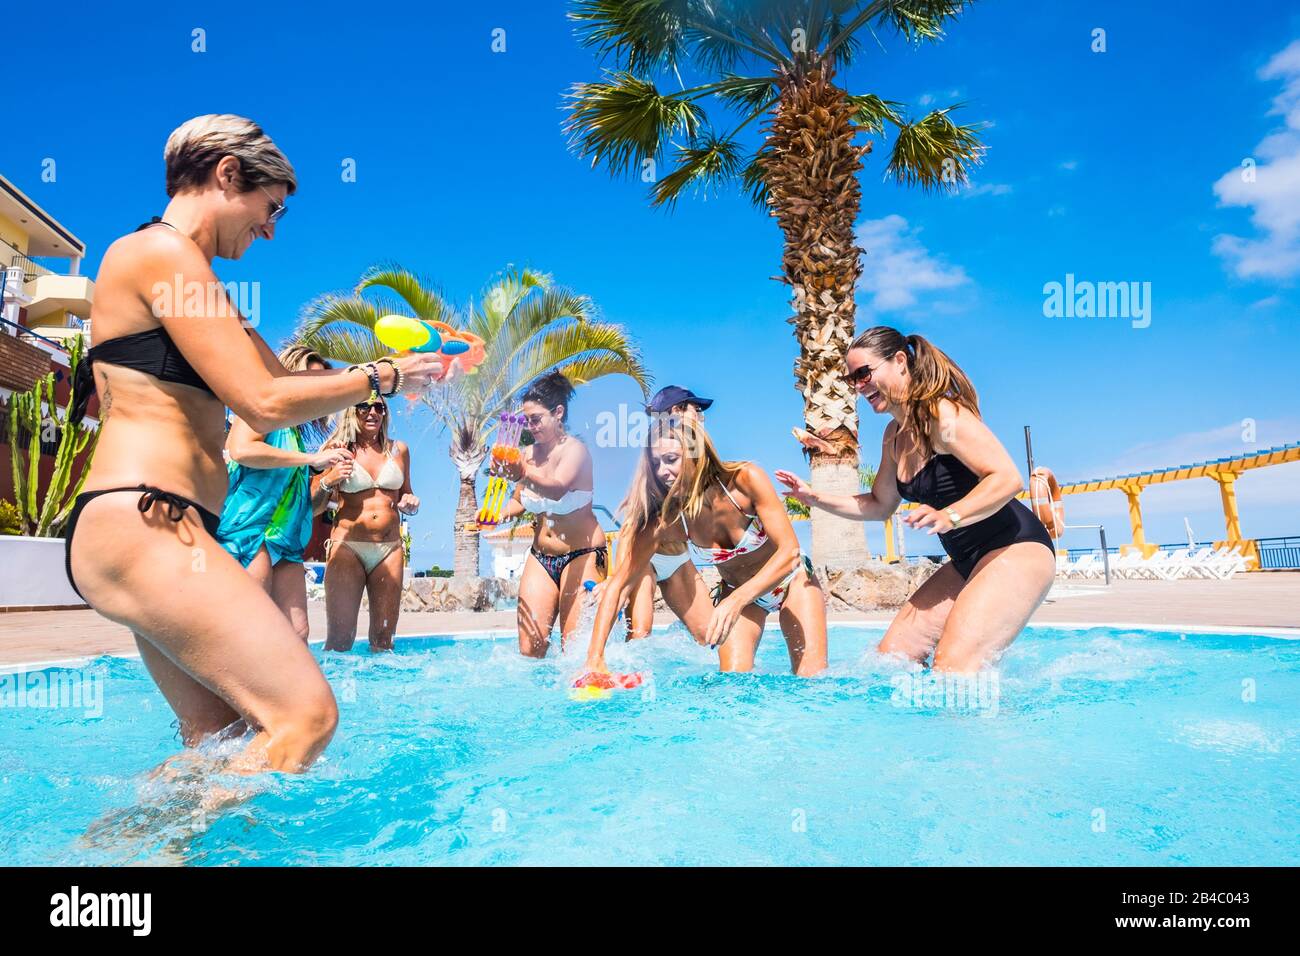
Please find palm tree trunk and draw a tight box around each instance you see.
[764,61,871,570]
[453,475,480,577]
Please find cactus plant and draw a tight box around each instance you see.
[7,335,99,537]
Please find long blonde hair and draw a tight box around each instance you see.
[321,397,393,455]
[850,326,980,457]
[620,416,746,535]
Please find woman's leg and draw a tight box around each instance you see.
[714,603,769,673]
[625,568,656,640]
[134,635,242,745]
[270,559,311,643]
[324,542,367,652]
[68,494,337,772]
[363,546,405,652]
[877,562,966,664]
[244,544,273,593]
[657,564,714,644]
[932,543,1055,673]
[517,554,559,658]
[777,567,829,677]
[557,549,606,650]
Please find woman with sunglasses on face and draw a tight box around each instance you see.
[584,416,828,678]
[62,115,445,773]
[498,371,607,657]
[776,326,1054,673]
[314,397,419,652]
[216,344,349,643]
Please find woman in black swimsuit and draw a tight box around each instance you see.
[63,114,444,772]
[776,326,1055,672]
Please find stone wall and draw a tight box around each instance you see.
[653,560,941,612]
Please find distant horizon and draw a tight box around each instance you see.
[4,0,1298,569]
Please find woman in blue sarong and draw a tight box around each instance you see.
[217,345,349,641]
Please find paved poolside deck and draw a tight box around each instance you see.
[1,572,1296,667]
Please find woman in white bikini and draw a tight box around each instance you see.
[314,397,419,652]
[499,371,607,657]
[583,416,828,677]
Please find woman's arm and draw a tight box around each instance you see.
[774,425,903,522]
[225,417,314,469]
[132,230,443,431]
[584,521,662,671]
[704,466,802,646]
[904,401,1025,536]
[517,440,588,499]
[395,442,419,515]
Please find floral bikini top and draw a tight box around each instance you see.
[679,479,769,566]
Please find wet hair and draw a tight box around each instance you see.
[849,326,980,457]
[164,114,297,198]
[520,369,576,423]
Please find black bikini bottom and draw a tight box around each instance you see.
[64,485,222,600]
[529,545,607,589]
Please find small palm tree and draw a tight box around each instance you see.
[295,265,650,577]
[565,0,984,568]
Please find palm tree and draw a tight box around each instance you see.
[565,0,984,568]
[296,265,650,577]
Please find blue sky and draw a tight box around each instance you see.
[6,0,1299,567]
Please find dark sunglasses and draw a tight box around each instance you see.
[842,362,879,387]
[259,185,288,224]
[355,401,386,414]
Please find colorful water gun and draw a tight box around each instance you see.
[475,413,527,528]
[373,315,488,382]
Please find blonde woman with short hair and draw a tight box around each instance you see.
[584,417,828,677]
[63,114,446,772]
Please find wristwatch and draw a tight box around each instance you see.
[945,508,962,527]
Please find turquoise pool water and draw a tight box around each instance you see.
[1,624,1296,866]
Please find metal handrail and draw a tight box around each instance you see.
[0,314,67,351]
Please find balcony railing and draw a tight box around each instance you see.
[0,236,56,281]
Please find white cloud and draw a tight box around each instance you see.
[855,214,970,312]
[1212,39,1300,279]
[1058,160,1078,172]
[959,181,1013,199]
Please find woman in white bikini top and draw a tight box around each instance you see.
[497,371,607,660]
[313,397,419,653]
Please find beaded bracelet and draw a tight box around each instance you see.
[375,358,403,397]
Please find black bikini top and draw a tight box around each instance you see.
[69,219,217,421]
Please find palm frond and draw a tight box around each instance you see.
[565,71,706,177]
[846,93,904,134]
[355,264,454,321]
[650,133,745,207]
[569,0,693,73]
[740,146,775,209]
[885,105,985,191]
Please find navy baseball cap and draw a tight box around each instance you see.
[647,385,714,414]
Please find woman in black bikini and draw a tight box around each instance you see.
[776,326,1054,672]
[497,371,608,657]
[63,114,444,772]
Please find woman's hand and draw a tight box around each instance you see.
[396,493,420,515]
[311,447,352,471]
[393,353,447,392]
[320,457,355,488]
[902,504,955,535]
[501,458,526,482]
[704,593,744,647]
[774,469,815,506]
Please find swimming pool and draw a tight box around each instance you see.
[1,624,1296,866]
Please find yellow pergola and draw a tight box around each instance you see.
[880,441,1299,568]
